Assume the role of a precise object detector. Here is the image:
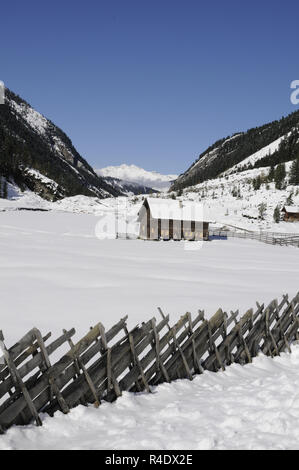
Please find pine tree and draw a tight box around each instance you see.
[273,205,281,223]
[253,175,261,190]
[289,156,299,185]
[268,164,275,182]
[286,191,294,206]
[274,163,286,189]
[3,180,7,199]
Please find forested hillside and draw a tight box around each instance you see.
[171,110,299,191]
[0,88,122,200]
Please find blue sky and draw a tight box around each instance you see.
[1,0,299,174]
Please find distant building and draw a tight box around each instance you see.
[282,206,299,222]
[137,197,209,240]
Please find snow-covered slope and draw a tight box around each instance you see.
[96,164,177,192]
[171,109,299,191]
[0,88,123,200]
[167,161,299,232]
[224,134,291,175]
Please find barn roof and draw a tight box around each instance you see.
[140,197,208,222]
[283,206,299,214]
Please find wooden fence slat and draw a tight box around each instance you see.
[63,329,100,407]
[98,323,122,398]
[123,324,142,393]
[151,319,160,371]
[207,315,226,371]
[129,334,151,393]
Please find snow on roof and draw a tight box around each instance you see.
[283,206,299,213]
[142,197,207,222]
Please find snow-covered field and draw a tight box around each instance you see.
[1,345,299,450]
[0,210,298,347]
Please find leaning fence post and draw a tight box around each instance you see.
[64,328,101,408]
[0,330,42,427]
[171,326,193,380]
[128,333,151,393]
[34,328,70,414]
[99,323,122,398]
[151,318,170,383]
[207,320,225,371]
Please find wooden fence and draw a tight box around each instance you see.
[209,229,299,247]
[0,291,299,433]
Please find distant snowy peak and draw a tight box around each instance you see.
[96,164,177,191]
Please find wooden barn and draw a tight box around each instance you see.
[138,197,209,240]
[282,206,299,222]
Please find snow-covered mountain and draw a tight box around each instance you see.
[96,164,177,192]
[170,162,298,232]
[171,110,299,192]
[0,88,124,200]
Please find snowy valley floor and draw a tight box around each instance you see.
[0,210,298,345]
[1,346,299,450]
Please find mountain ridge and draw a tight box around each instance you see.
[170,110,299,191]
